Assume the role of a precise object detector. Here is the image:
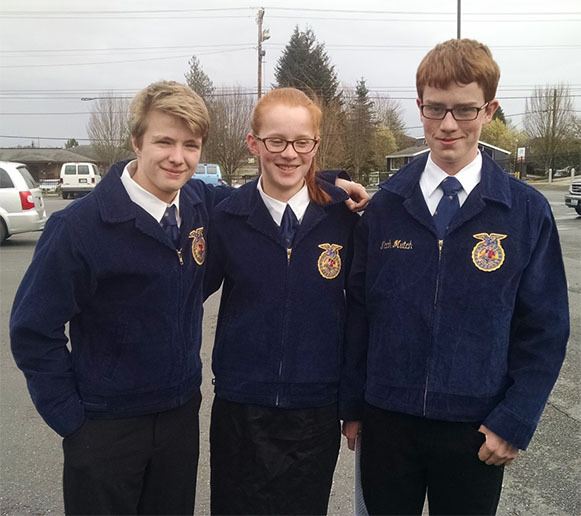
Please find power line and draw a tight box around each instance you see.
[0,47,254,69]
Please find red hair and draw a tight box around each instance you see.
[251,88,331,205]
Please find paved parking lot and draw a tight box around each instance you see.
[1,186,579,515]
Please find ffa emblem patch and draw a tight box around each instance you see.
[317,243,343,280]
[188,227,206,266]
[471,233,507,272]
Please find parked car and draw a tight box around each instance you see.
[193,163,227,186]
[565,176,581,215]
[60,162,101,199]
[0,161,47,244]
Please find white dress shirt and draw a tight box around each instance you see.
[256,177,310,225]
[419,152,482,215]
[120,160,181,226]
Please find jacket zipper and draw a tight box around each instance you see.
[276,246,292,406]
[424,239,444,415]
[176,246,185,382]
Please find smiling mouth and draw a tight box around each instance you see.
[162,167,184,175]
[276,164,300,171]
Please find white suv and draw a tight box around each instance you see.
[0,161,47,244]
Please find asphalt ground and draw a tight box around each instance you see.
[0,183,579,515]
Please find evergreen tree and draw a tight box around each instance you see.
[274,27,340,104]
[184,55,215,101]
[65,138,79,149]
[344,78,377,184]
[493,105,506,124]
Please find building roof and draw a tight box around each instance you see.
[0,148,96,163]
[386,144,429,158]
[386,140,511,159]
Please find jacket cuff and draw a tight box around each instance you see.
[483,404,536,450]
[41,394,86,438]
[339,398,364,421]
[318,169,352,184]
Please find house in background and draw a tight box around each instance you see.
[0,148,98,181]
[386,139,512,174]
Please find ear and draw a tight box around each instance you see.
[131,136,141,156]
[484,100,500,123]
[246,133,260,156]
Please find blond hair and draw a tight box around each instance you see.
[130,81,210,144]
[416,39,500,102]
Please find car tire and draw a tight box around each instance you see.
[62,192,68,199]
[0,219,8,245]
[575,205,581,216]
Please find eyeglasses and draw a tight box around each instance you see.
[254,136,319,154]
[420,102,489,121]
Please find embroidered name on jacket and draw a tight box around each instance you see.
[188,227,206,265]
[317,243,343,280]
[380,239,414,250]
[471,233,507,272]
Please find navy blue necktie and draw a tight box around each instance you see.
[280,204,299,248]
[433,176,462,239]
[161,205,180,248]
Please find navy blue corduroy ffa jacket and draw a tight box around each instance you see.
[204,178,359,409]
[341,153,569,450]
[10,160,230,437]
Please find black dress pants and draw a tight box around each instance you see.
[210,397,341,515]
[361,404,504,516]
[63,392,201,515]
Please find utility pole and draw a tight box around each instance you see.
[256,8,266,99]
[457,0,461,38]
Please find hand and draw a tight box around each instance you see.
[477,425,519,466]
[335,178,370,212]
[342,420,361,451]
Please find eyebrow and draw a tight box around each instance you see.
[423,101,481,107]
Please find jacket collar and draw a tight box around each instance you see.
[94,160,204,249]
[379,152,512,235]
[219,176,349,248]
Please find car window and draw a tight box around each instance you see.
[78,165,90,175]
[64,165,76,175]
[91,164,100,176]
[0,168,15,188]
[195,164,206,174]
[17,166,39,189]
[206,165,218,175]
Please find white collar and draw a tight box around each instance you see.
[120,160,181,224]
[421,152,482,198]
[256,177,310,226]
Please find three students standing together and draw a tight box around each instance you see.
[10,38,569,516]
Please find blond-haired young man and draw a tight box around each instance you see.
[11,81,228,515]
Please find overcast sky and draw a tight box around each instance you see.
[1,0,580,148]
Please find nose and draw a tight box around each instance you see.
[440,111,459,131]
[280,142,298,158]
[168,145,185,164]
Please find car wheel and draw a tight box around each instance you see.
[575,205,581,216]
[0,219,7,245]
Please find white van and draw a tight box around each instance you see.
[60,162,101,199]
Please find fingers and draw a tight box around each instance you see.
[342,421,361,452]
[478,440,518,466]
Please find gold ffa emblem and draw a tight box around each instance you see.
[317,243,343,280]
[188,227,206,266]
[471,233,507,272]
